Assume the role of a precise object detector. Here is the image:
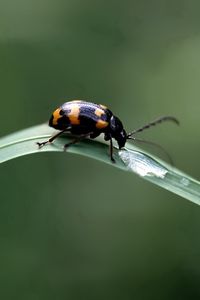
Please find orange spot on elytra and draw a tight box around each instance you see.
[95,108,104,117]
[68,104,80,125]
[99,104,107,110]
[52,108,62,125]
[96,120,108,129]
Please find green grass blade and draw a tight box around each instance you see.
[1,123,200,205]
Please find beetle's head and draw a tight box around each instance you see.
[110,115,127,149]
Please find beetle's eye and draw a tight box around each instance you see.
[120,130,126,138]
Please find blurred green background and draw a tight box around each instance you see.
[1,0,200,299]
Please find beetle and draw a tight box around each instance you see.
[37,100,179,162]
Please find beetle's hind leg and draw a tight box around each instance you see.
[37,129,66,148]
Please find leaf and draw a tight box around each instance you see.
[1,123,200,205]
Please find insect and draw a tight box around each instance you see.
[37,100,179,162]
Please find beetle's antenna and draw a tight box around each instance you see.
[127,136,174,165]
[127,116,179,138]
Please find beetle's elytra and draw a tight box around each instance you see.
[37,100,179,162]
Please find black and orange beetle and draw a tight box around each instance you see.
[37,100,179,162]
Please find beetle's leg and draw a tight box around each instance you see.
[109,138,115,163]
[37,129,66,148]
[63,134,90,150]
[104,133,115,162]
